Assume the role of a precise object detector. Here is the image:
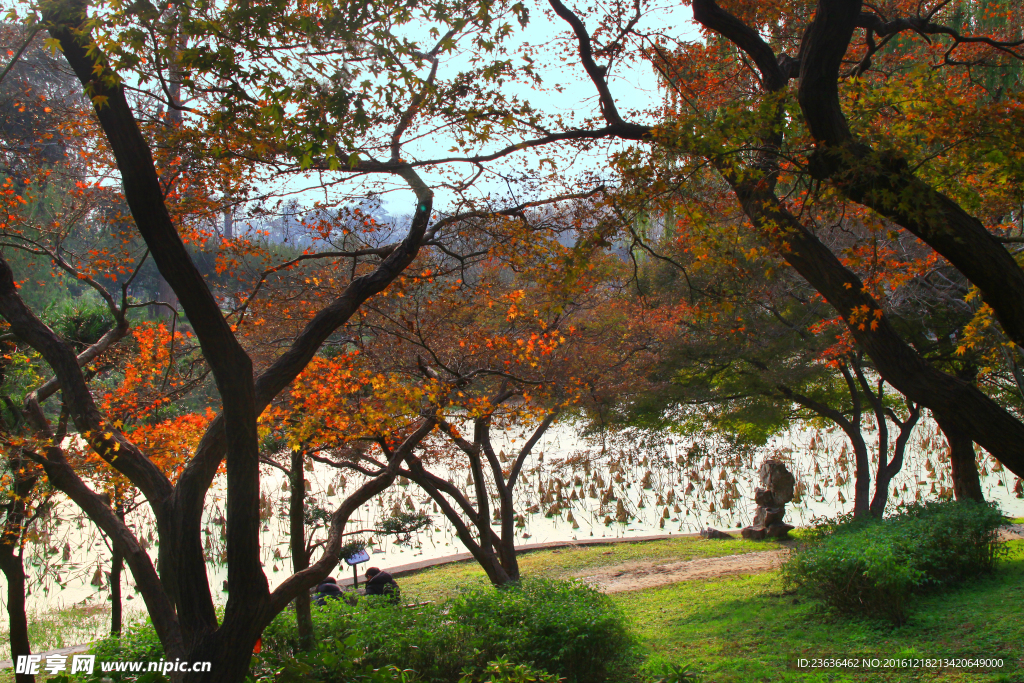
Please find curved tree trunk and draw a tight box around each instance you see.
[678,0,1024,480]
[795,0,1024,350]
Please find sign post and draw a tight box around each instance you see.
[344,547,370,588]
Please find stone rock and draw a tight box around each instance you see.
[765,523,794,538]
[742,459,795,540]
[699,527,734,540]
[755,460,795,507]
[763,506,785,527]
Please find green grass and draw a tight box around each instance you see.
[5,531,1019,683]
[617,539,1024,682]
[398,535,784,602]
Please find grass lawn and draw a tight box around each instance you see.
[4,533,1019,682]
[393,534,1023,682]
[398,534,785,602]
[619,539,1024,682]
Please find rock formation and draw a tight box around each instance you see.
[741,460,795,540]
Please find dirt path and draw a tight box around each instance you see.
[578,524,1024,594]
[574,549,787,594]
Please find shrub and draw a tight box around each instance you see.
[54,618,166,682]
[73,579,632,683]
[443,578,632,682]
[260,578,634,683]
[257,635,417,683]
[782,500,1007,624]
[457,657,563,683]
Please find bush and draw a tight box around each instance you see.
[74,579,632,683]
[260,578,634,683]
[56,618,166,683]
[782,500,1007,624]
[457,657,562,683]
[44,296,113,350]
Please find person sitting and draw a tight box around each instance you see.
[313,576,343,606]
[364,567,400,604]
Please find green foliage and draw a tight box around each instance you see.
[649,662,701,683]
[261,578,634,683]
[52,674,168,683]
[63,617,166,682]
[338,538,367,560]
[256,634,416,683]
[377,510,432,543]
[43,294,113,350]
[458,657,562,683]
[782,500,1008,625]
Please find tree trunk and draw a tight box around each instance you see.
[182,620,267,683]
[468,423,493,558]
[0,545,34,683]
[682,0,1024,478]
[850,436,871,518]
[497,489,520,581]
[402,454,512,586]
[727,176,1024,478]
[935,415,984,502]
[289,450,314,650]
[110,547,123,635]
[794,0,1024,350]
[869,404,920,517]
[110,503,126,634]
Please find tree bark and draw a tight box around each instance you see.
[934,414,984,502]
[289,450,314,650]
[110,504,126,635]
[725,175,1024,480]
[794,0,1024,349]
[110,546,124,635]
[0,545,33,683]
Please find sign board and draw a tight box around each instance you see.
[344,548,370,566]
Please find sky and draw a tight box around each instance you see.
[238,0,703,229]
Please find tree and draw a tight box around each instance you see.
[257,348,441,648]
[617,237,930,517]
[537,0,1024,479]
[0,0,613,680]
[342,221,656,583]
